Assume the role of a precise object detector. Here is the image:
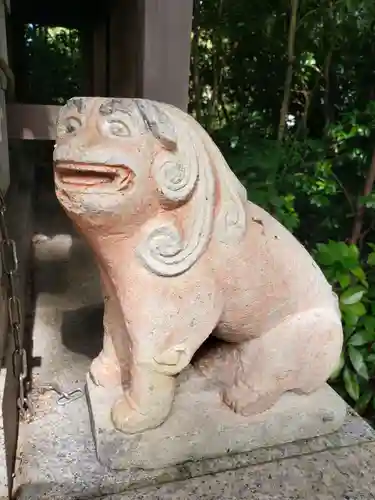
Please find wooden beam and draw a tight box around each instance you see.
[9,0,109,28]
[6,104,60,140]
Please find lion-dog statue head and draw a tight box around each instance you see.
[53,97,247,277]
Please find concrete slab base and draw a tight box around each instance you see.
[97,441,375,499]
[87,371,346,470]
[13,396,375,500]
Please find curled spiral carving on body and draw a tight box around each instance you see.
[137,137,214,277]
[152,158,198,204]
[147,225,183,258]
[137,223,185,275]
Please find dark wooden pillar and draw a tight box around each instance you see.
[8,18,27,102]
[92,20,108,96]
[108,0,193,111]
[0,0,10,192]
[140,0,193,111]
[108,0,142,99]
[80,24,94,95]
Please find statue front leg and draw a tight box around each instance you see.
[111,324,210,434]
[90,270,130,388]
[111,278,223,434]
[111,358,177,434]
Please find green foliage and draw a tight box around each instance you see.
[22,25,83,104]
[190,0,375,417]
[315,241,375,414]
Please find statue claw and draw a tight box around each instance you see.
[111,392,169,434]
[90,355,122,388]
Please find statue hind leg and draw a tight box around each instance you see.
[197,308,343,416]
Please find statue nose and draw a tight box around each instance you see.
[81,129,101,148]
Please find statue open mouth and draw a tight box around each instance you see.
[54,162,133,190]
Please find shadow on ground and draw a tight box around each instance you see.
[61,304,104,360]
[34,164,76,238]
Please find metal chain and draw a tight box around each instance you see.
[38,383,83,406]
[0,189,83,419]
[0,189,31,419]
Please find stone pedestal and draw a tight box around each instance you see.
[86,369,346,471]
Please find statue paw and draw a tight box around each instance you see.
[223,384,280,416]
[111,392,169,434]
[90,355,122,388]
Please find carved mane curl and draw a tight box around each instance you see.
[135,99,247,277]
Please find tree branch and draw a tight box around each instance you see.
[208,0,224,129]
[277,0,299,142]
[191,0,202,122]
[350,148,375,245]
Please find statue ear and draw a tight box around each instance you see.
[135,99,177,151]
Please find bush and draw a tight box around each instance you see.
[315,241,375,416]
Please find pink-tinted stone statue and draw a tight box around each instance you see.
[53,97,343,435]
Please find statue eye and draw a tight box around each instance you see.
[57,116,82,137]
[107,120,130,137]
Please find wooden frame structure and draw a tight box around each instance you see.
[5,0,194,143]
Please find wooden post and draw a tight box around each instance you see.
[108,0,193,111]
[80,24,94,95]
[140,0,193,111]
[91,19,108,96]
[108,0,142,98]
[7,18,26,102]
[0,0,10,192]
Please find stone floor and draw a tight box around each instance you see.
[6,185,375,499]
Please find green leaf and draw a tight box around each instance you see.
[344,326,355,342]
[348,330,375,346]
[336,272,351,289]
[315,247,333,266]
[342,256,360,270]
[340,287,365,305]
[351,302,367,316]
[363,316,375,331]
[351,267,368,286]
[367,252,375,266]
[329,351,345,380]
[348,345,369,380]
[355,390,372,414]
[366,354,375,364]
[341,301,366,318]
[347,244,359,259]
[343,366,360,401]
[359,193,375,209]
[342,309,359,328]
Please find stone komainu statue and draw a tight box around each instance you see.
[53,97,343,434]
